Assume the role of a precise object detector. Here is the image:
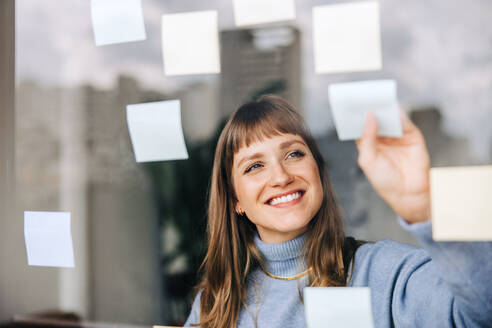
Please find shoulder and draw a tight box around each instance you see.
[184,290,202,327]
[351,239,431,283]
[357,239,427,259]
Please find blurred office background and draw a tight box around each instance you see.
[1,0,491,326]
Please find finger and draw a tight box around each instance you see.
[359,110,378,145]
[400,107,418,134]
[357,111,378,166]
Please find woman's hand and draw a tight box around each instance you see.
[355,110,431,223]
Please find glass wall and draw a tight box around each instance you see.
[2,0,491,326]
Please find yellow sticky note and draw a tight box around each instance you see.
[161,10,221,76]
[431,166,492,241]
[313,1,382,74]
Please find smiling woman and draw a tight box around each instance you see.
[185,95,492,328]
[190,95,348,328]
[232,133,324,244]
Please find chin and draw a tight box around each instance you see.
[277,215,311,231]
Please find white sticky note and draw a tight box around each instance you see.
[161,11,220,76]
[431,166,492,241]
[313,1,382,74]
[24,211,75,268]
[328,80,401,141]
[304,287,374,328]
[127,100,189,162]
[233,0,296,26]
[91,0,146,46]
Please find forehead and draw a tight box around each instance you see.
[233,133,305,162]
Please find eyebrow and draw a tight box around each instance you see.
[235,139,307,169]
[279,139,306,150]
[236,152,264,170]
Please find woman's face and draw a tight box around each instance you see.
[232,133,323,243]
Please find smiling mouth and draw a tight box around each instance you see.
[267,190,305,206]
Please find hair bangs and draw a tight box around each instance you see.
[228,97,307,155]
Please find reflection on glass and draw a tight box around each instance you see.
[6,0,492,327]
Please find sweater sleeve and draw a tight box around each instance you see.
[400,219,492,326]
[351,220,492,327]
[184,292,201,327]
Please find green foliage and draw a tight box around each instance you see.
[146,120,227,274]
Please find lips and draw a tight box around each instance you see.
[266,190,305,206]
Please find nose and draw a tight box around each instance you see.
[269,162,294,187]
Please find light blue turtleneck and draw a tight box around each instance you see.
[184,220,492,327]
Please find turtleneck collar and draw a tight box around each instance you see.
[254,232,308,276]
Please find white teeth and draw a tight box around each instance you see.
[269,192,301,205]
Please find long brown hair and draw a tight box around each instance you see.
[193,95,347,328]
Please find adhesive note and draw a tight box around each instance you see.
[24,211,75,268]
[328,80,401,141]
[161,11,220,76]
[313,1,382,74]
[431,166,492,241]
[304,287,374,328]
[91,0,146,46]
[233,0,296,26]
[127,100,189,162]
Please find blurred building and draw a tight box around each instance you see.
[220,26,302,117]
[178,81,220,144]
[83,76,165,324]
[410,107,471,166]
[15,76,165,324]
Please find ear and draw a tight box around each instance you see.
[235,202,244,215]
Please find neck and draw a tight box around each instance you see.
[254,232,307,277]
[256,227,308,244]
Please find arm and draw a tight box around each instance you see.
[401,219,492,325]
[353,223,492,327]
[355,110,492,325]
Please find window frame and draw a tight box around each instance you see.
[0,0,15,321]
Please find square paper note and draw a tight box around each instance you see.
[91,0,146,46]
[127,100,189,162]
[431,166,492,241]
[304,287,375,328]
[24,211,75,268]
[313,1,382,74]
[233,0,296,26]
[162,11,220,76]
[328,79,401,141]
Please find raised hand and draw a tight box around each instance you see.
[355,110,431,223]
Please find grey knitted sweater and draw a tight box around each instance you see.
[184,220,492,327]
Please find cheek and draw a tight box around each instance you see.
[308,165,324,207]
[234,177,259,207]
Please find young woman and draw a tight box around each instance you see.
[184,95,492,328]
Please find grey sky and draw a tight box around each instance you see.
[16,0,492,161]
